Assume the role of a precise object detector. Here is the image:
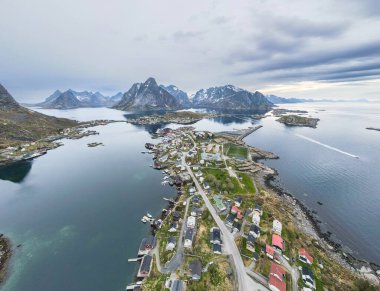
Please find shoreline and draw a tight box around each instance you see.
[0,235,12,286]
[253,155,380,285]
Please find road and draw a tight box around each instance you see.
[182,134,268,291]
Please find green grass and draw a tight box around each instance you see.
[204,168,245,195]
[239,173,256,193]
[225,143,248,159]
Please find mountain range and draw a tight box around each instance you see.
[0,84,77,148]
[113,78,273,112]
[37,90,123,109]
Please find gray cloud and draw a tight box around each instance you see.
[0,0,379,101]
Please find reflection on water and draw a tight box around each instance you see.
[0,161,32,183]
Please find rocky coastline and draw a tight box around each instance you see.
[254,156,380,285]
[0,235,12,285]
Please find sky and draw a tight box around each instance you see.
[1,0,380,102]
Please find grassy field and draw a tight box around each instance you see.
[203,168,245,195]
[225,143,248,160]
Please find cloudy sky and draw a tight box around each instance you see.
[1,0,380,101]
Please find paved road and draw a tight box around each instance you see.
[182,134,268,291]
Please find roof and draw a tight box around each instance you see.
[140,255,152,273]
[247,233,256,244]
[270,262,286,280]
[266,244,275,256]
[139,236,157,250]
[235,197,243,203]
[211,228,221,242]
[213,243,222,253]
[272,234,284,250]
[250,224,260,234]
[189,260,202,276]
[269,274,286,291]
[299,248,314,264]
[231,205,241,213]
[168,236,177,244]
[185,228,194,240]
[302,266,314,279]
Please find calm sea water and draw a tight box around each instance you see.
[0,103,379,290]
[245,102,380,264]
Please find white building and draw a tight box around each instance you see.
[273,219,282,235]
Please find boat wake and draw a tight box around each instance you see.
[295,134,359,159]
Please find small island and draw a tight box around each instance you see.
[277,115,320,128]
[126,111,220,125]
[87,142,103,147]
[366,127,380,132]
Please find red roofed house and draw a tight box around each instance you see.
[269,275,286,291]
[268,262,286,291]
[266,244,275,260]
[299,248,314,265]
[231,205,240,215]
[270,262,286,281]
[272,234,284,252]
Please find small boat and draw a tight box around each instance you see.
[161,181,169,185]
[141,217,147,223]
[146,213,153,219]
[162,208,167,213]
[162,176,169,180]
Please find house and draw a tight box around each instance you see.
[252,212,261,226]
[166,236,177,251]
[187,216,196,228]
[170,280,184,291]
[184,228,194,249]
[189,187,196,195]
[172,211,181,222]
[168,223,178,233]
[195,171,203,177]
[210,227,222,245]
[269,274,286,291]
[233,221,242,233]
[299,248,314,265]
[138,236,157,256]
[270,262,286,282]
[272,219,282,235]
[203,182,210,190]
[253,204,263,216]
[246,233,256,252]
[266,245,275,260]
[250,224,260,238]
[212,243,222,254]
[301,267,315,289]
[231,205,241,215]
[225,213,236,228]
[213,195,226,212]
[272,234,284,252]
[189,260,202,280]
[137,255,153,278]
[191,207,201,217]
[234,197,243,207]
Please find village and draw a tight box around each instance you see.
[126,126,367,291]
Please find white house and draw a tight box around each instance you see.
[187,216,196,228]
[252,212,261,226]
[273,219,282,235]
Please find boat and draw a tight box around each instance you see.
[141,217,147,223]
[162,209,167,213]
[161,181,169,185]
[146,213,153,219]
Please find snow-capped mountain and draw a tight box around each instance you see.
[191,85,273,112]
[37,90,120,109]
[159,85,191,108]
[113,78,183,111]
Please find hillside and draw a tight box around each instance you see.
[0,84,77,148]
